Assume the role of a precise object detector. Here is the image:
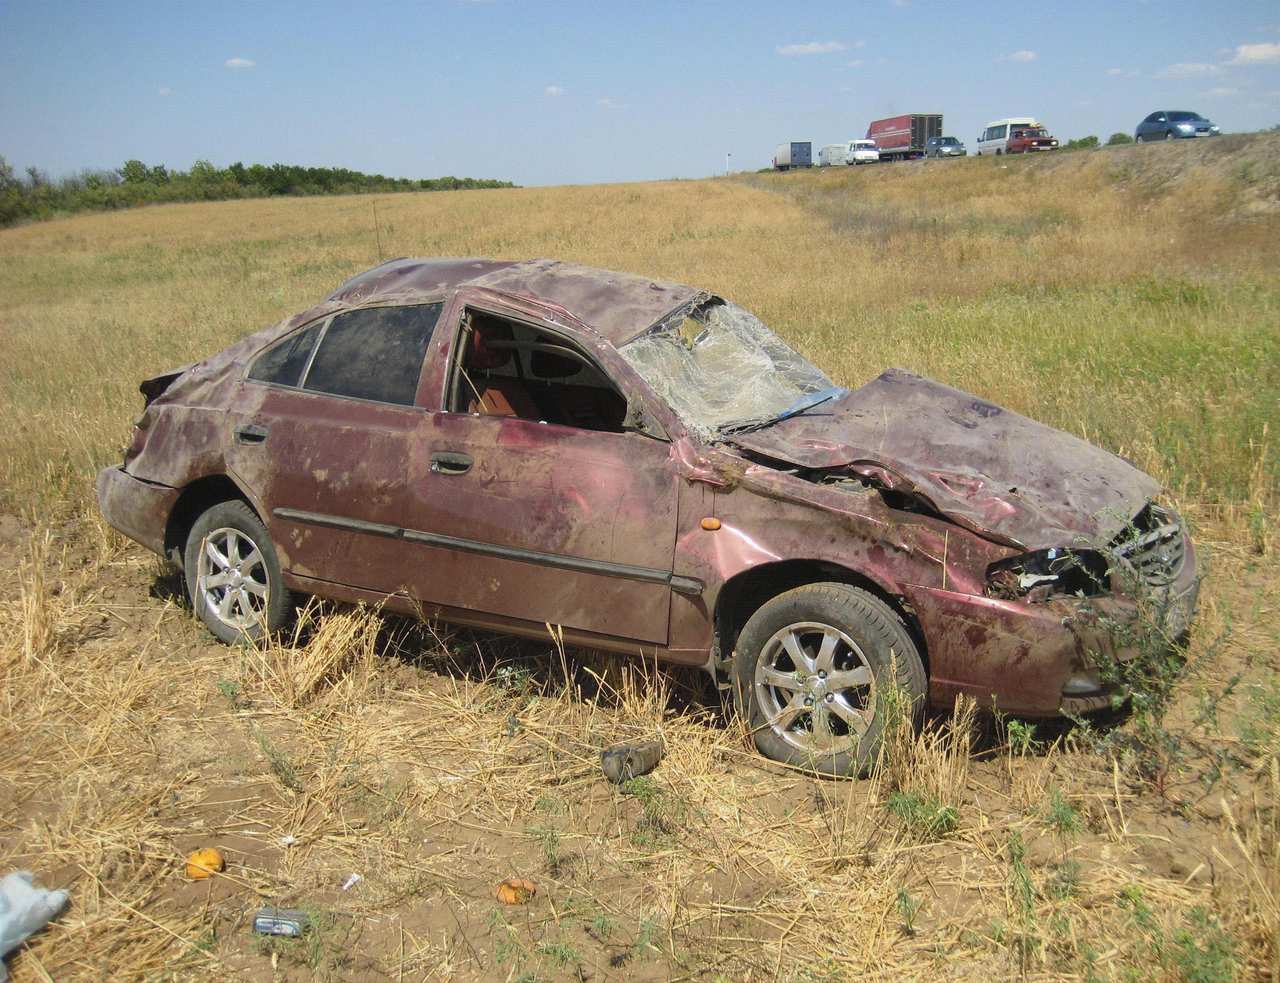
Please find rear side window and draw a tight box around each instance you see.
[247,322,322,387]
[303,303,443,405]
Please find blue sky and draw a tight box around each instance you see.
[2,0,1278,186]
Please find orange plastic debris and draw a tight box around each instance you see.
[185,847,225,880]
[494,878,536,904]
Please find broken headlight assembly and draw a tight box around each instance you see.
[985,548,1111,602]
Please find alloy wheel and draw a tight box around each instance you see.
[196,526,270,631]
[753,621,876,755]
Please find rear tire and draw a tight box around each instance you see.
[733,583,926,776]
[184,500,294,645]
[1135,134,1144,143]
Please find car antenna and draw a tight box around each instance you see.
[371,199,384,262]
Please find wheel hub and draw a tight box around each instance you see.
[196,526,269,632]
[753,621,876,755]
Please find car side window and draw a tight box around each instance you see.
[302,303,443,405]
[448,311,628,433]
[247,322,323,387]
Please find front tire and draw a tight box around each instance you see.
[733,584,926,776]
[1164,131,1174,141]
[184,500,293,644]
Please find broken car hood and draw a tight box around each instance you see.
[727,368,1160,550]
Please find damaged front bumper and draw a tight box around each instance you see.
[96,466,180,559]
[905,541,1200,716]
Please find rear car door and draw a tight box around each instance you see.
[400,294,681,645]
[226,302,443,595]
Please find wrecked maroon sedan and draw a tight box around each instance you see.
[98,258,1198,773]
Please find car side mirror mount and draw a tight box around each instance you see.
[622,402,667,441]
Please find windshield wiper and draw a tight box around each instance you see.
[715,387,844,439]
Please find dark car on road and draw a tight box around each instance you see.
[98,258,1200,774]
[1135,110,1220,142]
[926,136,967,158]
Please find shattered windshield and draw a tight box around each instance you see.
[619,299,840,440]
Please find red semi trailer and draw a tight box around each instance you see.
[866,114,943,161]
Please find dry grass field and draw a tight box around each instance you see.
[1,133,1278,981]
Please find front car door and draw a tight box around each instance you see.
[399,292,681,645]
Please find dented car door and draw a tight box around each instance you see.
[396,295,681,644]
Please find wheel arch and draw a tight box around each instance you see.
[163,473,263,567]
[713,560,929,677]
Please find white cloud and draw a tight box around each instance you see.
[224,57,255,69]
[847,59,865,68]
[158,86,172,96]
[852,39,866,48]
[596,97,622,109]
[777,41,847,56]
[544,85,564,97]
[1002,49,1037,62]
[1228,42,1280,65]
[1204,86,1240,97]
[1157,62,1220,78]
[1106,67,1139,77]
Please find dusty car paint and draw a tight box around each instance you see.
[99,258,1199,717]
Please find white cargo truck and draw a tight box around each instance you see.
[772,142,813,170]
[818,143,849,167]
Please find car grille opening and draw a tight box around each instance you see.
[1109,503,1185,588]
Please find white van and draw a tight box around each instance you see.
[817,140,880,167]
[849,139,880,164]
[975,117,1036,156]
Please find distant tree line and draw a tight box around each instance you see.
[1061,133,1135,151]
[0,156,516,227]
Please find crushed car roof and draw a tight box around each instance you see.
[328,257,703,345]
